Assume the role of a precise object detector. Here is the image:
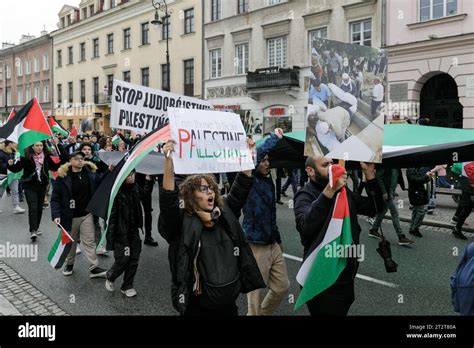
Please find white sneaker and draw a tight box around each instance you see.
[121,289,137,298]
[76,245,82,254]
[105,279,114,292]
[13,206,26,214]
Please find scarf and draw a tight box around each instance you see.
[33,152,45,182]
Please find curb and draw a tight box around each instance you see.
[384,215,474,233]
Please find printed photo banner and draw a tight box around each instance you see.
[110,80,211,133]
[168,108,255,174]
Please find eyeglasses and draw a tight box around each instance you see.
[198,185,215,193]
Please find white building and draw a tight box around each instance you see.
[203,0,383,136]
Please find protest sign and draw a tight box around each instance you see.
[168,108,255,174]
[304,38,386,163]
[110,80,211,133]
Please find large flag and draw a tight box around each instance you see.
[7,108,16,122]
[47,224,74,269]
[87,124,171,249]
[69,124,78,137]
[48,117,69,137]
[294,164,353,310]
[0,98,52,155]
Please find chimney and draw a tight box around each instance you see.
[41,30,48,36]
[19,34,36,44]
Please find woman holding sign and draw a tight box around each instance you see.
[158,138,265,316]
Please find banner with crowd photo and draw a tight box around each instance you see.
[304,37,386,163]
[110,80,212,134]
[168,108,255,174]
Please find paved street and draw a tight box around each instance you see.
[0,185,472,316]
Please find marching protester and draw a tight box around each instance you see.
[429,164,451,188]
[136,173,159,247]
[369,168,414,246]
[105,170,144,297]
[0,140,25,214]
[78,142,109,175]
[242,128,290,316]
[406,167,434,238]
[452,163,474,240]
[158,138,265,316]
[7,141,61,241]
[294,156,384,315]
[50,150,107,278]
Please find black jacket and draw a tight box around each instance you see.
[8,154,60,187]
[50,162,100,231]
[294,178,384,284]
[406,168,430,206]
[158,173,265,315]
[106,183,144,250]
[0,144,15,175]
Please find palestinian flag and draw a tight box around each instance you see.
[0,98,52,155]
[47,224,74,269]
[7,108,16,122]
[461,162,474,185]
[48,117,69,137]
[294,164,353,310]
[69,124,78,137]
[111,132,120,145]
[87,124,171,250]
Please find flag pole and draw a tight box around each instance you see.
[56,222,75,242]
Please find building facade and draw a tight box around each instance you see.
[203,0,383,136]
[386,0,474,129]
[51,0,203,133]
[0,34,53,122]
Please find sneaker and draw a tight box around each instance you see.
[105,279,114,292]
[398,234,415,246]
[36,230,42,236]
[76,245,82,254]
[368,229,382,240]
[62,264,74,276]
[409,228,423,238]
[450,217,458,225]
[30,232,37,241]
[121,288,137,298]
[13,206,26,214]
[90,267,107,278]
[144,238,158,247]
[452,229,468,240]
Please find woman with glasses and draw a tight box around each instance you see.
[158,138,265,316]
[7,141,61,241]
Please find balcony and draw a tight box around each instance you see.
[246,66,300,100]
[94,94,111,106]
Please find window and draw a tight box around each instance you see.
[162,16,171,40]
[34,85,40,100]
[68,82,73,103]
[61,17,65,28]
[210,49,222,78]
[25,85,31,101]
[57,84,62,104]
[109,0,116,8]
[93,38,99,58]
[25,60,31,75]
[89,4,95,16]
[123,28,131,50]
[184,8,194,34]
[107,33,114,54]
[141,67,149,87]
[68,46,73,64]
[161,63,170,91]
[17,87,23,105]
[17,61,23,77]
[235,43,249,75]
[34,57,40,72]
[419,0,457,21]
[43,54,49,70]
[82,7,87,19]
[5,65,11,79]
[107,75,114,96]
[6,88,11,106]
[80,42,86,61]
[267,37,287,68]
[123,71,131,82]
[351,19,371,46]
[57,50,62,67]
[309,27,328,41]
[43,84,49,102]
[93,77,99,104]
[238,0,249,14]
[211,0,221,21]
[80,80,85,104]
[184,59,194,96]
[141,22,149,45]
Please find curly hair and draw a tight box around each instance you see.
[179,174,223,214]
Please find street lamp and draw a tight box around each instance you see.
[151,0,172,92]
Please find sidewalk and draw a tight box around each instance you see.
[0,261,68,316]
